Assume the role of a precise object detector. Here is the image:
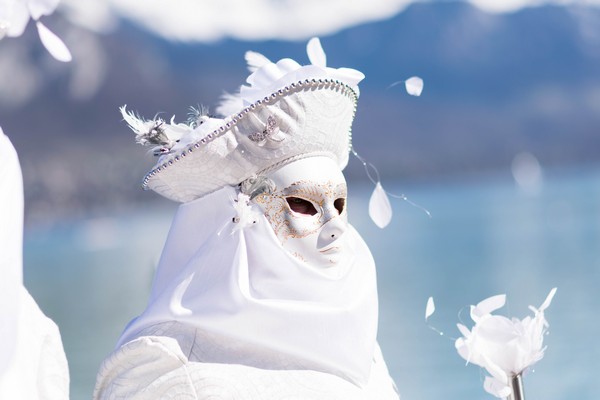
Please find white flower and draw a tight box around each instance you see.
[0,0,71,62]
[231,192,260,232]
[455,288,557,398]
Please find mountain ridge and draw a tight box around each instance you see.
[2,1,599,223]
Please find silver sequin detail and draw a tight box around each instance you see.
[248,115,281,145]
[141,79,358,190]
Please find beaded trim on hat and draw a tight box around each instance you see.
[141,78,358,191]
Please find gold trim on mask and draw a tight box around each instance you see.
[254,180,347,242]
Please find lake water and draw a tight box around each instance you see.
[24,167,600,399]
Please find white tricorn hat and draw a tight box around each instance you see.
[122,38,364,203]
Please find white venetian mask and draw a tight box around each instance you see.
[253,157,351,269]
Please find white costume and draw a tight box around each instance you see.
[0,129,70,399]
[95,38,399,400]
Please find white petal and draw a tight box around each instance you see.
[477,315,518,342]
[334,67,365,87]
[246,61,280,88]
[405,76,424,96]
[457,323,471,338]
[472,294,506,319]
[245,50,271,73]
[276,58,302,75]
[368,182,392,229]
[455,338,471,364]
[481,354,508,384]
[425,297,435,320]
[163,123,190,142]
[36,21,71,62]
[307,37,326,68]
[538,287,557,312]
[484,376,512,399]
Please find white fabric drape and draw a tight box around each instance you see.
[117,185,379,386]
[0,129,69,399]
[0,128,23,376]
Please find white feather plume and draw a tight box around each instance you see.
[215,92,244,117]
[120,105,187,154]
[120,105,156,137]
[245,50,271,73]
[307,37,326,68]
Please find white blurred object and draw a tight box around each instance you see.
[454,288,557,399]
[59,0,116,33]
[0,128,70,399]
[0,127,23,376]
[511,152,543,195]
[0,0,31,38]
[0,0,71,62]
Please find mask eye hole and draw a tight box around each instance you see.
[334,198,345,215]
[286,197,317,216]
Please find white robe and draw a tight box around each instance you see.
[94,185,399,399]
[94,322,399,399]
[0,129,70,399]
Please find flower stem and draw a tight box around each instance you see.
[508,373,525,400]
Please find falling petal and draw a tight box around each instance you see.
[307,37,326,68]
[36,21,71,62]
[538,287,557,312]
[405,76,424,96]
[369,182,392,228]
[425,297,435,320]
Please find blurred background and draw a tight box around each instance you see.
[2,0,599,398]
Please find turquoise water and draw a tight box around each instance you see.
[24,167,600,399]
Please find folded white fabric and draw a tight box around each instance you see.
[95,323,399,400]
[116,185,379,387]
[0,287,70,399]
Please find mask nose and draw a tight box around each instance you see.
[317,215,347,248]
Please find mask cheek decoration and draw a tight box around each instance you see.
[255,186,349,268]
[282,197,323,240]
